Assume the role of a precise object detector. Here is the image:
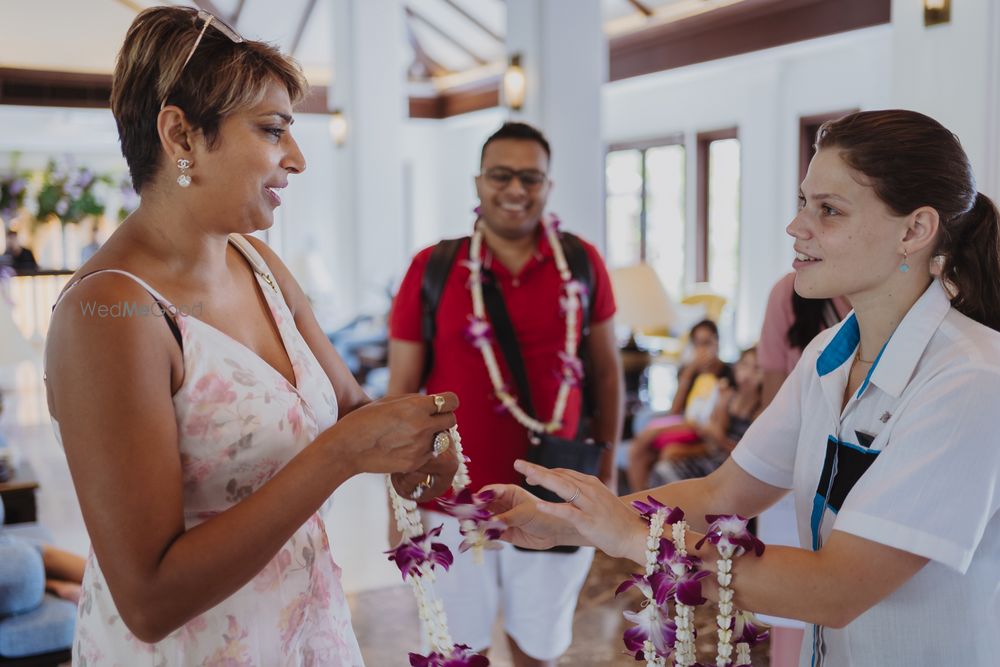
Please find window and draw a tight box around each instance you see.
[605,137,686,299]
[697,129,740,305]
[799,109,858,187]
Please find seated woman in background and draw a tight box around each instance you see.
[651,346,763,485]
[758,272,849,409]
[626,319,733,492]
[0,497,86,604]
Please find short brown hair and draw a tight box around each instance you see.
[111,6,308,192]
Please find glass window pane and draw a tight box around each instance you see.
[605,150,642,268]
[707,138,740,305]
[644,144,685,301]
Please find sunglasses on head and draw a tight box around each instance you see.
[160,10,244,110]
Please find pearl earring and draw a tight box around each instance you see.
[899,248,910,273]
[177,158,192,188]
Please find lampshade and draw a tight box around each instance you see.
[0,294,34,368]
[609,263,678,335]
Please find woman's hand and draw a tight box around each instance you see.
[487,460,649,564]
[390,437,461,501]
[329,392,459,476]
[481,483,583,551]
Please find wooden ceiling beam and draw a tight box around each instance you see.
[189,0,231,22]
[0,68,112,109]
[231,0,247,26]
[626,0,655,17]
[405,14,452,79]
[610,0,891,81]
[405,6,488,66]
[441,0,503,43]
[290,0,319,56]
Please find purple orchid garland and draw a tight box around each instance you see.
[619,498,768,666]
[386,426,500,665]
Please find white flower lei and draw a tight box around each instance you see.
[670,521,697,667]
[466,215,583,433]
[631,506,767,667]
[386,425,470,655]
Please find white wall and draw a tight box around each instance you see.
[891,0,1000,199]
[603,26,892,346]
[402,108,507,254]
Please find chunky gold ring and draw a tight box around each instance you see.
[432,394,447,414]
[432,431,451,457]
[566,486,581,504]
[409,474,435,501]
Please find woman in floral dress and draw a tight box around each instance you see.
[44,7,458,665]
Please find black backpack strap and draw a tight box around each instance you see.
[559,232,594,335]
[419,237,466,385]
[480,268,538,422]
[557,232,598,425]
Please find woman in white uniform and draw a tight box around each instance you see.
[485,109,1000,666]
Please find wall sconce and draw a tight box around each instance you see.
[924,0,951,26]
[503,53,526,111]
[328,109,348,147]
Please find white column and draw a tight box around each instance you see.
[890,0,1000,198]
[331,0,408,315]
[505,0,607,248]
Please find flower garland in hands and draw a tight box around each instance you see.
[697,516,768,667]
[385,425,498,666]
[464,213,586,433]
[619,498,768,667]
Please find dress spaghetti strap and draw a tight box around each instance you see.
[53,268,183,348]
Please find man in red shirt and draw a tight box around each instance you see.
[388,122,623,667]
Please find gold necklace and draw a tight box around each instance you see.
[855,348,876,365]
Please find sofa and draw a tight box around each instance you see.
[0,497,75,666]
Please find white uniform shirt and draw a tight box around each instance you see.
[732,280,1000,666]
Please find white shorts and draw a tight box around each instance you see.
[420,511,594,660]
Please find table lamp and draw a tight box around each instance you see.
[609,263,679,340]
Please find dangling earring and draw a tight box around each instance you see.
[177,158,192,188]
[899,248,910,273]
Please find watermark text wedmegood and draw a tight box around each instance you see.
[79,301,204,318]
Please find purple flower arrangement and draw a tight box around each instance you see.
[618,499,768,666]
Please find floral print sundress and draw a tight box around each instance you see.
[53,235,364,666]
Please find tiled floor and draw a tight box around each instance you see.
[2,360,774,666]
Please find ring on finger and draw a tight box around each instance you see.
[432,431,451,457]
[566,486,581,504]
[432,394,446,414]
[409,474,435,501]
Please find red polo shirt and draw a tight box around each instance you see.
[389,227,616,489]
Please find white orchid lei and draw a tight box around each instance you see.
[385,425,503,666]
[463,212,586,434]
[618,498,770,667]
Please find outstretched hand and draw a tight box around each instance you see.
[485,460,648,564]
[480,483,584,551]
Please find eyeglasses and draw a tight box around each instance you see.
[482,167,548,190]
[160,10,244,110]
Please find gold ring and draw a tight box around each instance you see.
[433,394,446,414]
[409,473,435,501]
[432,431,451,457]
[566,486,581,504]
